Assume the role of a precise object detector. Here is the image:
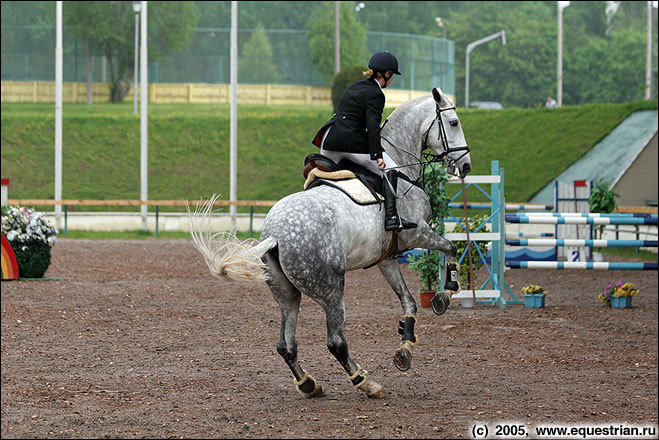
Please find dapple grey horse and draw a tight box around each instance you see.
[188,87,471,399]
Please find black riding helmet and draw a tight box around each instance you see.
[368,51,401,76]
[368,51,401,88]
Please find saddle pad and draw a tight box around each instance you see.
[304,168,384,205]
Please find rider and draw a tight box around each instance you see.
[311,51,416,232]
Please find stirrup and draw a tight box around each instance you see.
[385,216,417,232]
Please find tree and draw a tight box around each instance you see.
[64,1,199,102]
[446,1,556,107]
[307,1,367,83]
[239,25,281,84]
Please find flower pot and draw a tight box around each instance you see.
[460,297,475,309]
[524,293,545,308]
[611,295,632,309]
[420,291,434,308]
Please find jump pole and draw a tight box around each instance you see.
[507,261,658,270]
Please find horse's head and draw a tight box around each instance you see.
[425,87,472,178]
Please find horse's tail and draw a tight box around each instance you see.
[186,195,277,282]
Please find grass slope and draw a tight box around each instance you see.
[1,100,656,213]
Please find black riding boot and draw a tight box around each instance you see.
[384,171,417,232]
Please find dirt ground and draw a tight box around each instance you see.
[1,239,657,439]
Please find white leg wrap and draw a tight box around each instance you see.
[350,364,384,398]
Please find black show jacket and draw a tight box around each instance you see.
[312,77,385,161]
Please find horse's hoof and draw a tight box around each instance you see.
[431,292,450,316]
[307,384,324,398]
[355,377,385,398]
[368,388,385,399]
[394,347,412,371]
[295,374,324,398]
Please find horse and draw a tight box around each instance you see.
[187,87,471,399]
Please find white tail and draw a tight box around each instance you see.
[186,195,276,282]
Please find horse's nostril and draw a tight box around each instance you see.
[462,163,472,175]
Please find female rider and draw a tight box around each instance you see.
[311,51,416,232]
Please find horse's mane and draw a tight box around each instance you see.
[385,93,433,126]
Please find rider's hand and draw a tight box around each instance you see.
[377,158,386,170]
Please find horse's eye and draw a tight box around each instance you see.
[450,119,458,127]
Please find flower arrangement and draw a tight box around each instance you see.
[1,205,58,278]
[521,285,547,295]
[598,281,639,307]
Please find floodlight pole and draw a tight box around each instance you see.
[646,0,653,100]
[133,1,141,115]
[465,30,506,108]
[55,1,63,229]
[557,1,570,107]
[140,1,148,231]
[230,1,238,228]
[334,1,340,75]
[435,17,446,40]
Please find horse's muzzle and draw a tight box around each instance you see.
[461,163,471,177]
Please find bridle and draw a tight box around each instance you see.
[381,100,470,193]
[421,102,470,165]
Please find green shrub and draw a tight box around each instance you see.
[589,180,619,239]
[1,205,58,278]
[407,163,451,292]
[589,180,618,213]
[13,241,52,278]
[331,65,367,111]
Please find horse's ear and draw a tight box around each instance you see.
[432,88,442,104]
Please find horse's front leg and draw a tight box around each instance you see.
[400,221,462,295]
[378,258,418,372]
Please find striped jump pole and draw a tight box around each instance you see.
[506,232,555,238]
[507,261,658,270]
[506,239,658,248]
[449,203,553,211]
[505,215,658,225]
[507,212,658,219]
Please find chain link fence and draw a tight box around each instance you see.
[2,25,454,95]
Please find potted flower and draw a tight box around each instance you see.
[408,163,450,308]
[1,205,59,278]
[408,249,442,308]
[522,285,547,308]
[598,281,639,309]
[588,180,618,261]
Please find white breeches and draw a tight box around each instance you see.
[320,129,398,176]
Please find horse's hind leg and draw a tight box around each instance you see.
[317,282,385,399]
[378,258,418,371]
[262,251,323,398]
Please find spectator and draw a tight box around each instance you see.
[545,96,558,108]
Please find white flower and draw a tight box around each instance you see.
[1,205,58,247]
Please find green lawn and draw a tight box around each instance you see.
[2,100,656,215]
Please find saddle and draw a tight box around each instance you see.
[303,154,384,205]
[303,153,411,269]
